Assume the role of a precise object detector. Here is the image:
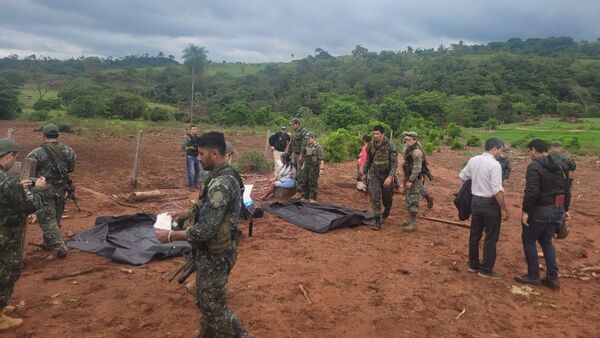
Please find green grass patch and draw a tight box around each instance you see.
[471,118,600,155]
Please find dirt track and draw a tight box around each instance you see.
[2,121,600,338]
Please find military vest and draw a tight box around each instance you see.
[188,165,243,254]
[369,140,391,176]
[289,127,306,154]
[304,143,321,166]
[403,143,424,177]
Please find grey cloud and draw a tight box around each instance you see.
[1,0,599,62]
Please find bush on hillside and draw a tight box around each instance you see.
[109,93,147,120]
[238,150,272,174]
[33,98,62,111]
[147,106,171,121]
[450,139,464,150]
[466,135,482,147]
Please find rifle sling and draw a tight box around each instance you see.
[40,144,69,181]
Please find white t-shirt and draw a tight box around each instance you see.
[459,152,504,198]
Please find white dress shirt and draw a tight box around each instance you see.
[459,152,504,197]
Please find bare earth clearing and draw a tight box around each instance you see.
[2,121,600,338]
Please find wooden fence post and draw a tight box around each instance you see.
[7,128,16,140]
[265,130,270,157]
[130,130,144,187]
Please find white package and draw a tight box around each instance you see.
[154,212,174,230]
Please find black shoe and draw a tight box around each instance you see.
[478,270,501,279]
[515,274,542,286]
[467,265,479,273]
[369,217,381,231]
[541,277,560,290]
[382,207,391,219]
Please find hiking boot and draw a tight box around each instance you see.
[425,195,434,209]
[541,277,560,290]
[515,274,542,286]
[0,310,23,331]
[55,248,67,259]
[478,270,501,279]
[403,214,418,232]
[369,217,381,231]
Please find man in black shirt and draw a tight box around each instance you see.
[515,139,567,290]
[269,126,290,174]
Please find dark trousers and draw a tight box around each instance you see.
[468,196,501,273]
[522,205,563,281]
[186,155,200,187]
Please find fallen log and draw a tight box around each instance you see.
[419,216,470,229]
[129,190,165,201]
[44,266,107,281]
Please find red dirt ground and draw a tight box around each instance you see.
[1,121,600,338]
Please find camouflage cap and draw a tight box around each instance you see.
[42,124,60,138]
[0,138,19,157]
[290,117,300,125]
[305,131,316,138]
[552,141,562,147]
[225,141,234,155]
[405,131,418,138]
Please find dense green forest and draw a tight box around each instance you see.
[1,37,599,158]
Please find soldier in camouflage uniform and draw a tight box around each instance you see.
[498,154,512,182]
[156,132,252,338]
[401,132,427,232]
[301,132,324,203]
[0,138,46,331]
[549,141,576,222]
[287,118,307,199]
[399,131,433,209]
[362,125,398,230]
[26,124,76,258]
[182,125,202,190]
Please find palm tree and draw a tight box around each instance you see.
[182,44,208,123]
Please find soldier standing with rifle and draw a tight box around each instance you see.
[287,118,307,199]
[155,132,253,338]
[0,138,46,331]
[26,124,76,258]
[362,125,398,230]
[402,132,433,232]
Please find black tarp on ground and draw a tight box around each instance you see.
[67,213,190,265]
[262,201,376,233]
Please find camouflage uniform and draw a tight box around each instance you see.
[363,137,398,228]
[402,142,426,231]
[301,138,324,200]
[26,139,76,255]
[498,154,512,181]
[287,125,307,195]
[186,163,252,338]
[0,162,44,310]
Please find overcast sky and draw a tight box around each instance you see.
[0,0,598,62]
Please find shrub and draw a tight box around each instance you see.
[321,96,369,130]
[322,128,362,163]
[211,100,253,125]
[485,118,499,130]
[238,150,271,174]
[33,98,62,111]
[466,135,482,147]
[423,142,436,155]
[109,93,147,120]
[67,94,109,118]
[28,110,50,121]
[450,139,464,150]
[445,122,462,140]
[174,111,189,122]
[147,106,171,121]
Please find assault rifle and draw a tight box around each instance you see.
[66,177,81,212]
[169,249,196,284]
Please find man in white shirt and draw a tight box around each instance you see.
[459,137,510,279]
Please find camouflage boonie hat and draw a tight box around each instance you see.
[305,131,316,138]
[225,141,234,155]
[42,124,60,138]
[0,138,19,157]
[290,117,300,125]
